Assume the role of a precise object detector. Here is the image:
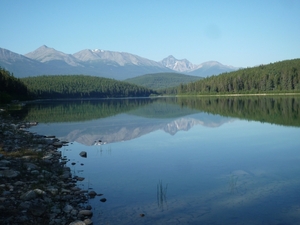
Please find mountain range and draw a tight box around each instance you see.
[0,45,238,80]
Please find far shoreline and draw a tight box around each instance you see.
[176,92,300,97]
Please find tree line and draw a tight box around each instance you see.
[125,72,202,91]
[178,59,300,95]
[21,75,155,99]
[0,67,29,103]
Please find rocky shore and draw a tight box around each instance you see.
[0,110,96,225]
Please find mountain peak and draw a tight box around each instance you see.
[166,55,176,59]
[34,45,52,51]
[91,49,104,53]
[25,45,81,66]
[160,55,195,72]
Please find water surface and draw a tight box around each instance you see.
[23,96,300,225]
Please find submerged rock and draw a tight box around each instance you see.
[79,151,87,158]
[88,191,97,197]
[100,198,107,202]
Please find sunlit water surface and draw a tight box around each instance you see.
[25,98,300,225]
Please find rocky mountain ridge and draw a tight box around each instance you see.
[160,55,237,76]
[0,45,238,79]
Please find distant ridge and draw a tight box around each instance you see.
[125,72,202,90]
[160,55,196,72]
[0,45,238,79]
[160,55,237,77]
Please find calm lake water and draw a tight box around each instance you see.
[18,96,300,224]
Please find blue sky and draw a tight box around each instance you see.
[1,0,299,67]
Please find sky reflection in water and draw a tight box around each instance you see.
[25,98,300,224]
[58,118,300,225]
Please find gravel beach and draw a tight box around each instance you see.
[0,109,94,225]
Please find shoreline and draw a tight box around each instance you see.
[176,92,300,97]
[0,112,94,225]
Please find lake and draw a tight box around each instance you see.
[17,96,300,224]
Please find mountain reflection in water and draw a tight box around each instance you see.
[21,96,300,145]
[16,96,300,224]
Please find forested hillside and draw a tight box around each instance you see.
[21,75,155,99]
[0,67,29,103]
[125,72,202,90]
[178,59,300,95]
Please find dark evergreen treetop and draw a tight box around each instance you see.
[0,67,29,102]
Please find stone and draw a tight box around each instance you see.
[0,160,11,166]
[14,181,24,186]
[2,191,10,196]
[0,166,10,170]
[51,205,62,214]
[31,170,40,175]
[60,188,71,194]
[88,191,97,197]
[85,205,92,210]
[0,169,20,178]
[18,201,31,210]
[53,142,63,147]
[43,154,53,160]
[18,215,29,223]
[29,203,47,216]
[47,186,59,196]
[60,170,71,179]
[84,218,93,225]
[25,162,39,170]
[41,170,52,177]
[79,209,93,217]
[79,151,87,158]
[46,135,56,138]
[52,219,62,224]
[69,221,86,225]
[63,204,74,213]
[71,209,78,216]
[76,177,85,181]
[20,190,37,200]
[34,188,46,196]
[100,198,107,202]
